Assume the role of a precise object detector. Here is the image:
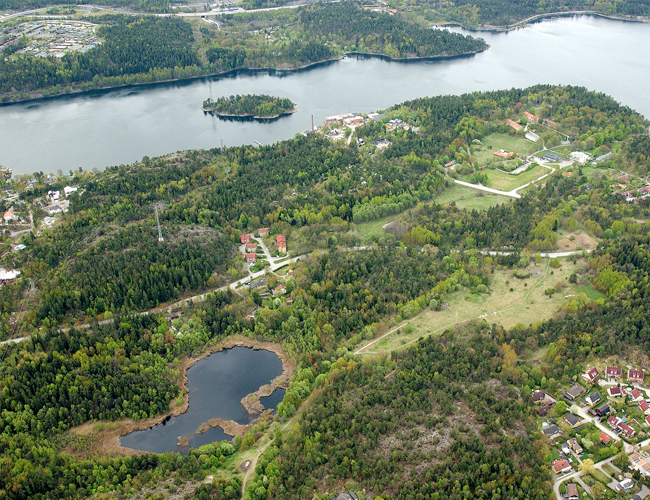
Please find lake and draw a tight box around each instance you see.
[120,346,283,454]
[1,15,649,175]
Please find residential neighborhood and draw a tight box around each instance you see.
[544,362,650,499]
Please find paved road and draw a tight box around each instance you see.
[454,179,522,198]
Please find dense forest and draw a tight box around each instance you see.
[0,0,171,11]
[1,84,650,498]
[246,331,552,499]
[0,3,486,101]
[203,94,296,118]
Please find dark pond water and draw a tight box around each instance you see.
[119,346,283,454]
[1,15,650,174]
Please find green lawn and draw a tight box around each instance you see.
[601,463,617,477]
[355,214,395,241]
[473,133,541,165]
[481,164,547,192]
[573,285,605,301]
[590,469,610,484]
[433,184,512,210]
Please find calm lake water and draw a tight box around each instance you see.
[120,346,283,454]
[1,15,650,175]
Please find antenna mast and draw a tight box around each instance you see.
[155,206,164,243]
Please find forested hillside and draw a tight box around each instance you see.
[0,3,486,102]
[2,85,650,498]
[0,0,171,11]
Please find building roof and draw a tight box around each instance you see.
[587,391,600,403]
[640,401,649,412]
[552,459,571,473]
[245,252,257,260]
[566,483,578,498]
[566,384,585,399]
[542,424,559,435]
[564,414,579,427]
[629,369,644,380]
[619,422,635,436]
[631,388,642,399]
[583,367,599,381]
[600,431,611,444]
[532,390,545,402]
[606,366,622,377]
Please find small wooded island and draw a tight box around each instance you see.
[202,94,296,120]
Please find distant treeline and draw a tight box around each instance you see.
[0,0,170,11]
[203,94,295,118]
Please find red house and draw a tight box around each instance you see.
[600,432,611,445]
[245,242,257,252]
[245,253,257,263]
[274,284,286,296]
[628,369,645,384]
[552,459,572,474]
[507,119,523,131]
[257,228,269,237]
[277,234,286,253]
[582,367,599,383]
[618,422,635,437]
[605,366,622,379]
[631,388,643,401]
[524,111,539,123]
[240,234,252,244]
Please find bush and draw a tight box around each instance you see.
[569,273,577,283]
[549,258,561,268]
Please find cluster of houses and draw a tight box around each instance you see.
[45,186,77,215]
[629,452,650,477]
[615,184,650,202]
[385,118,419,133]
[324,113,366,128]
[240,228,286,264]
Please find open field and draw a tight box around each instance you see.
[555,230,599,252]
[358,257,587,355]
[472,133,541,165]
[354,214,395,241]
[480,164,547,192]
[432,184,512,210]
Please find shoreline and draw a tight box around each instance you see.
[65,335,295,457]
[437,10,649,33]
[0,48,486,107]
[202,107,298,121]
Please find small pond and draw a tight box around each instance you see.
[120,346,283,454]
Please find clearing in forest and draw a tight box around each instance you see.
[472,133,541,165]
[358,257,589,355]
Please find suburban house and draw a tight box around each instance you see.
[628,369,645,383]
[538,405,549,416]
[590,403,610,417]
[543,118,559,128]
[542,424,560,437]
[564,384,585,401]
[618,422,635,437]
[600,432,611,445]
[3,210,14,222]
[257,227,269,237]
[605,366,622,380]
[582,367,599,383]
[443,160,456,168]
[566,483,579,500]
[532,390,546,403]
[565,413,581,428]
[640,400,650,414]
[608,386,626,398]
[506,119,523,131]
[608,416,622,429]
[240,234,252,244]
[645,415,650,426]
[586,392,601,406]
[525,131,540,142]
[245,253,257,263]
[274,284,286,296]
[63,186,78,197]
[277,234,286,253]
[618,478,634,493]
[568,438,583,454]
[245,242,257,252]
[552,459,572,474]
[630,388,644,402]
[595,151,613,163]
[524,111,539,123]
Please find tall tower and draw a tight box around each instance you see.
[155,206,164,243]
